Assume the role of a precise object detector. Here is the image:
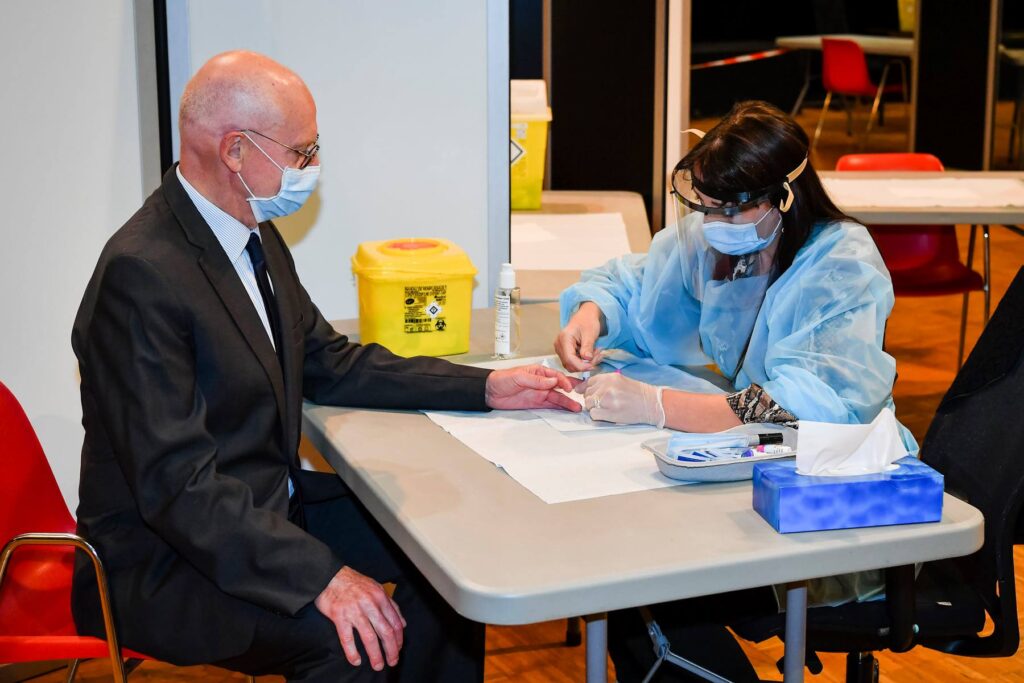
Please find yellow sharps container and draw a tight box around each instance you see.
[351,238,477,357]
[897,0,915,32]
[510,79,552,210]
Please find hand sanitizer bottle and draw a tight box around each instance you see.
[494,263,520,359]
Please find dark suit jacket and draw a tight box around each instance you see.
[71,166,491,664]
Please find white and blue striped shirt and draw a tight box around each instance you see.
[176,167,275,350]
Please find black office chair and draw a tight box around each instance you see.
[734,265,1024,683]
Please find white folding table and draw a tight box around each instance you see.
[819,170,1024,226]
[775,34,914,117]
[776,34,914,58]
[512,190,652,303]
[303,303,984,682]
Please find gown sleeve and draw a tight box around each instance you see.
[759,223,898,426]
[559,215,706,364]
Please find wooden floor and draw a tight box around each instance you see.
[27,102,1024,682]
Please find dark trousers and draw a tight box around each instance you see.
[213,472,484,683]
[608,587,778,683]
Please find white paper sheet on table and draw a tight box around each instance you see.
[424,405,678,504]
[437,355,623,433]
[470,353,727,434]
[511,212,632,271]
[822,177,1024,208]
[532,404,628,432]
[421,354,727,503]
[448,355,646,433]
[528,351,730,433]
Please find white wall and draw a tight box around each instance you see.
[665,0,692,230]
[170,0,505,321]
[0,2,146,511]
[0,0,507,510]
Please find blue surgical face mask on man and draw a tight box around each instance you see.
[236,132,320,223]
[702,208,782,256]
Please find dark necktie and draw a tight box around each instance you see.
[246,232,305,525]
[244,232,284,363]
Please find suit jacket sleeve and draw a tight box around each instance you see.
[270,232,493,409]
[78,254,342,615]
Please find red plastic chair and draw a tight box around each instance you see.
[835,153,991,367]
[0,380,147,680]
[0,383,257,682]
[813,38,908,151]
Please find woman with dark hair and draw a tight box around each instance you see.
[554,101,917,681]
[556,100,915,449]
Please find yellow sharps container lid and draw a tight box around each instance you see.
[351,238,477,280]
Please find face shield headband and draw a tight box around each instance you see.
[671,128,809,217]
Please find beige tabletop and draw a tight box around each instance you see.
[512,190,652,303]
[305,304,983,681]
[819,170,1024,225]
[776,34,914,58]
[305,304,982,624]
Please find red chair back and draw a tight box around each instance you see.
[0,380,78,638]
[822,38,875,97]
[835,153,944,173]
[834,153,967,279]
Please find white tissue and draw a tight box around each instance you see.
[796,408,908,477]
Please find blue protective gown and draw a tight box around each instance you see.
[560,211,918,454]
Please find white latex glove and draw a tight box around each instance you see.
[554,302,605,372]
[579,373,666,428]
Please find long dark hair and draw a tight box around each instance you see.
[676,101,853,270]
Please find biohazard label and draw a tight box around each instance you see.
[510,139,525,165]
[403,286,448,334]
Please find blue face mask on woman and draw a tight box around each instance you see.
[702,209,782,256]
[236,132,321,223]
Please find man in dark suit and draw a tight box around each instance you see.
[71,50,579,682]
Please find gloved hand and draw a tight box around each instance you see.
[579,373,666,428]
[554,302,605,372]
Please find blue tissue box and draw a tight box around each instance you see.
[752,457,944,533]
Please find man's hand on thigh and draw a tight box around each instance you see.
[315,566,407,671]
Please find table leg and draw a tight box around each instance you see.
[1002,224,1024,238]
[791,52,811,117]
[783,582,808,682]
[1017,91,1024,169]
[584,612,608,683]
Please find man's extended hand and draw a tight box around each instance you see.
[314,566,406,671]
[485,365,583,411]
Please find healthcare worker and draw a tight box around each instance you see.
[557,100,915,448]
[555,100,916,682]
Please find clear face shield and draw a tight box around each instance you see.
[669,128,809,382]
[670,130,808,271]
[670,127,807,215]
[671,169,779,220]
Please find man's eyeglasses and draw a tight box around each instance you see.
[242,129,320,169]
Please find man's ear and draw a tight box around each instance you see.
[220,132,245,173]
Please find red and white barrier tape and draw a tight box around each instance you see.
[691,48,790,71]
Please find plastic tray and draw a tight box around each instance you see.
[643,437,796,483]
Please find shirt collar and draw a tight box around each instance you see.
[176,166,260,263]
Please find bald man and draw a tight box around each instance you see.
[71,51,579,682]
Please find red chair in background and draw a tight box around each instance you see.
[835,153,991,367]
[813,38,908,151]
[0,380,141,681]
